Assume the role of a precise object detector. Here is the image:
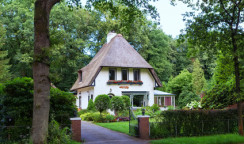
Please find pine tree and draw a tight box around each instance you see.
[192,59,206,95]
[0,22,11,83]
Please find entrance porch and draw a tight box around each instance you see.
[122,91,149,108]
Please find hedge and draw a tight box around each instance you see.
[150,109,240,139]
[0,77,76,142]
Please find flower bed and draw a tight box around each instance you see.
[107,80,143,85]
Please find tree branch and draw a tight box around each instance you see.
[219,0,232,18]
[47,0,60,11]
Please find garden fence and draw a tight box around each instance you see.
[150,119,239,139]
[129,107,139,137]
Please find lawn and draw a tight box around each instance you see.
[150,134,244,144]
[95,121,129,135]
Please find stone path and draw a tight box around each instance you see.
[81,121,149,144]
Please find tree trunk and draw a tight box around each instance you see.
[32,0,59,143]
[232,33,243,136]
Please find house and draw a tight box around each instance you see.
[71,32,162,109]
[154,90,175,110]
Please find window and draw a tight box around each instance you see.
[79,96,81,108]
[108,93,115,99]
[88,95,90,102]
[91,94,93,100]
[122,69,128,80]
[109,69,116,80]
[133,69,140,81]
[79,71,82,82]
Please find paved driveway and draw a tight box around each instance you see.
[81,121,149,144]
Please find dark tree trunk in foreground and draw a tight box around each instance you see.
[32,0,59,143]
[232,33,243,135]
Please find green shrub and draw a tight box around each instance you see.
[0,77,76,141]
[151,104,160,112]
[87,99,96,111]
[92,113,103,122]
[105,115,115,122]
[167,105,174,110]
[121,95,130,109]
[47,120,72,144]
[118,110,129,117]
[110,96,124,114]
[94,94,110,114]
[78,109,89,115]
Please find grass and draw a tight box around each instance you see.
[150,134,244,144]
[95,121,129,135]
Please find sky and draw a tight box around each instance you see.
[80,0,192,38]
[151,0,192,38]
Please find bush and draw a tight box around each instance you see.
[150,109,240,138]
[167,105,174,110]
[105,115,115,122]
[110,96,124,114]
[0,77,76,141]
[87,99,96,111]
[47,120,72,144]
[151,104,160,112]
[94,94,110,114]
[121,95,130,109]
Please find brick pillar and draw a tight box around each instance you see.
[70,117,81,142]
[138,115,150,139]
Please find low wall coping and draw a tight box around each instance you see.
[137,115,150,118]
[70,117,81,120]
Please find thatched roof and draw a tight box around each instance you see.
[71,34,162,91]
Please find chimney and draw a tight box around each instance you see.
[107,32,117,44]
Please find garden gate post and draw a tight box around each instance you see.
[138,115,150,139]
[70,117,82,142]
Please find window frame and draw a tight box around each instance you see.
[79,71,82,82]
[133,69,140,81]
[121,68,129,80]
[109,68,117,80]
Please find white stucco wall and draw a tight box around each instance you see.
[76,87,94,109]
[94,67,155,106]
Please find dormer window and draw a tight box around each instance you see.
[122,69,128,80]
[134,69,140,81]
[79,71,82,82]
[109,69,116,80]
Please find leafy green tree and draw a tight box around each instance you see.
[192,58,206,95]
[140,24,173,82]
[110,96,124,115]
[87,99,95,111]
[121,95,130,109]
[201,53,237,109]
[0,21,11,82]
[167,69,193,105]
[178,86,200,108]
[0,0,34,77]
[169,40,192,77]
[94,94,110,115]
[176,0,243,134]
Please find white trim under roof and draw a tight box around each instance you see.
[154,90,175,96]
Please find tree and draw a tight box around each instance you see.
[192,58,206,95]
[201,53,236,109]
[87,99,95,111]
[175,0,244,135]
[121,95,130,109]
[0,20,11,82]
[32,0,158,142]
[110,96,124,115]
[167,69,193,105]
[94,94,110,115]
